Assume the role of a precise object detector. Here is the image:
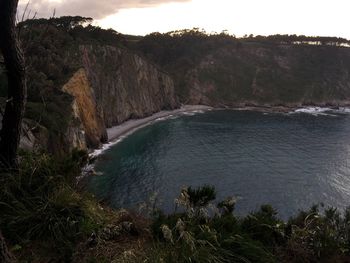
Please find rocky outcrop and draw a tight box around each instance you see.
[63,69,107,148]
[64,100,88,151]
[60,45,178,149]
[19,120,49,151]
[80,45,178,127]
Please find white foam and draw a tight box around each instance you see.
[89,137,124,159]
[294,107,332,114]
[181,112,195,116]
[337,107,350,113]
[155,114,176,122]
[290,107,350,116]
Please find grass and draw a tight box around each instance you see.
[0,150,151,262]
[1,154,350,262]
[147,186,350,263]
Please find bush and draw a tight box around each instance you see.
[0,151,102,259]
[149,186,277,263]
[149,186,350,263]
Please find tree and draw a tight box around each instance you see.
[0,0,27,169]
[0,0,26,261]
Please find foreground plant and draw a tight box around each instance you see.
[147,186,350,263]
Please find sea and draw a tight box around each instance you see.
[87,107,350,219]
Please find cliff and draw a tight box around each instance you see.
[133,32,350,108]
[58,45,178,150]
[62,68,107,149]
[0,18,179,153]
[186,43,350,107]
[3,18,350,153]
[80,45,178,128]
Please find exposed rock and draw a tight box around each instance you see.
[59,45,178,150]
[64,104,87,151]
[100,224,122,241]
[80,45,178,128]
[184,44,350,107]
[99,221,138,241]
[18,119,48,152]
[63,68,107,148]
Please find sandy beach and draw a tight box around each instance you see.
[87,105,212,158]
[106,105,212,142]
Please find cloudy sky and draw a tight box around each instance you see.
[18,0,350,38]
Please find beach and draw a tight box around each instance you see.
[88,105,212,158]
[106,105,212,142]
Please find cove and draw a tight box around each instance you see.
[87,109,350,219]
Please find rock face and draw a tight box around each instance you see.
[63,68,107,148]
[183,44,350,107]
[19,119,49,152]
[80,45,178,127]
[61,45,178,149]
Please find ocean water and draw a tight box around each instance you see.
[88,109,350,219]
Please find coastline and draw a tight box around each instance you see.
[81,103,350,181]
[89,104,350,159]
[107,105,213,142]
[89,105,212,158]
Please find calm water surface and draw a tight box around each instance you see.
[88,110,350,219]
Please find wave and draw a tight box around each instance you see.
[89,108,208,160]
[289,107,350,116]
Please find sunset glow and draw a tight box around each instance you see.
[97,0,350,38]
[19,0,350,38]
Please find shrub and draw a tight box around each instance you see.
[150,186,277,263]
[0,151,101,259]
[149,186,350,262]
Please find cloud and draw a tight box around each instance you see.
[18,0,191,19]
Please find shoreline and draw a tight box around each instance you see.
[89,104,350,159]
[81,103,350,180]
[107,105,213,142]
[88,105,212,158]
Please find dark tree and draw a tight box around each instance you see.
[0,0,27,169]
[0,230,16,263]
[0,0,26,261]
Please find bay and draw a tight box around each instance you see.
[88,109,350,219]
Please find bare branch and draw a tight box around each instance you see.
[21,1,30,23]
[17,1,30,38]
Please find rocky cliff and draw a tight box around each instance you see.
[5,18,350,154]
[80,45,178,128]
[185,43,350,107]
[63,68,107,149]
[59,45,178,150]
[133,32,350,108]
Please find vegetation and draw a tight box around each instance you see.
[0,16,128,154]
[1,15,350,262]
[1,18,350,154]
[0,151,88,258]
[0,150,148,262]
[2,165,350,263]
[146,186,350,263]
[130,29,350,104]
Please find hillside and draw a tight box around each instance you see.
[131,30,350,107]
[1,18,350,152]
[0,17,178,153]
[2,16,350,263]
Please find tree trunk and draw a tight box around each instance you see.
[0,0,24,261]
[0,230,16,263]
[0,0,27,169]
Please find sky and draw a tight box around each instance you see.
[18,0,350,38]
